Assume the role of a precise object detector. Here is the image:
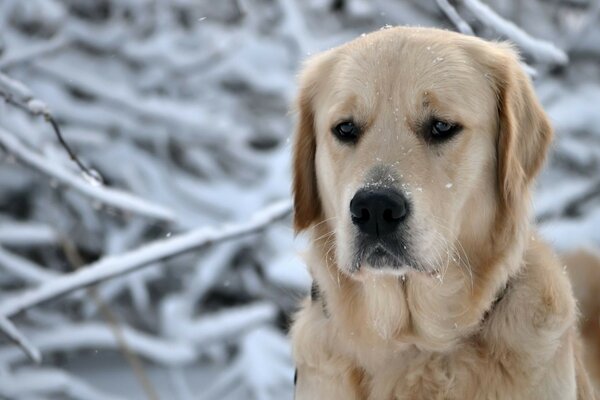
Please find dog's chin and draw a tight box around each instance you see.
[347,244,413,280]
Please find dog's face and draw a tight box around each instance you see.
[293,27,552,281]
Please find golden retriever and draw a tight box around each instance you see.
[289,26,599,399]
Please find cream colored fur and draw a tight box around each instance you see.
[290,27,596,400]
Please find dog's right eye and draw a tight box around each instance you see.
[332,121,360,143]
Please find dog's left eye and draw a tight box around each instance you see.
[428,119,461,143]
[332,121,360,143]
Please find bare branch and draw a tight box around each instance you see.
[0,315,41,364]
[0,126,176,222]
[0,199,291,318]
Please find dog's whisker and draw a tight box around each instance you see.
[429,216,475,291]
[310,216,338,233]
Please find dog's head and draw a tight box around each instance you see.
[292,27,551,282]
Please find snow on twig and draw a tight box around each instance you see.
[436,0,474,35]
[0,199,291,318]
[0,315,41,364]
[461,0,568,65]
[0,72,102,183]
[0,126,176,221]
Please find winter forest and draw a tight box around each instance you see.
[0,0,599,399]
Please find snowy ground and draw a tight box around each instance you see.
[0,0,598,399]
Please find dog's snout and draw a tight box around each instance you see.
[350,189,408,237]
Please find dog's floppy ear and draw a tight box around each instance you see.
[489,45,553,209]
[292,52,335,232]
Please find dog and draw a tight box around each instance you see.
[289,26,598,399]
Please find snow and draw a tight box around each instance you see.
[0,0,598,399]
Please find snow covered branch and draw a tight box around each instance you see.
[0,72,50,116]
[0,316,41,364]
[0,221,59,247]
[0,246,59,284]
[0,199,291,318]
[0,322,195,366]
[162,301,278,345]
[0,126,175,222]
[0,71,105,184]
[461,0,569,65]
[436,0,474,35]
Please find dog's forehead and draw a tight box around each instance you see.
[340,30,483,87]
[325,29,496,120]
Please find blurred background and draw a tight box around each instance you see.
[0,0,598,399]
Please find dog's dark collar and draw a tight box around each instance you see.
[481,278,512,323]
[311,281,330,317]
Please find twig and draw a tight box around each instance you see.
[62,240,160,400]
[0,72,101,184]
[0,126,176,222]
[0,199,291,318]
[436,0,474,35]
[0,315,41,364]
[461,0,568,65]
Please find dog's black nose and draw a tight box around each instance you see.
[350,189,408,237]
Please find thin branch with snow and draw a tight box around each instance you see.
[162,301,278,345]
[0,71,103,183]
[0,221,59,247]
[0,322,196,366]
[0,246,59,284]
[0,126,176,221]
[461,0,568,65]
[436,0,474,35]
[0,316,41,364]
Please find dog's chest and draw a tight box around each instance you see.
[357,345,522,400]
